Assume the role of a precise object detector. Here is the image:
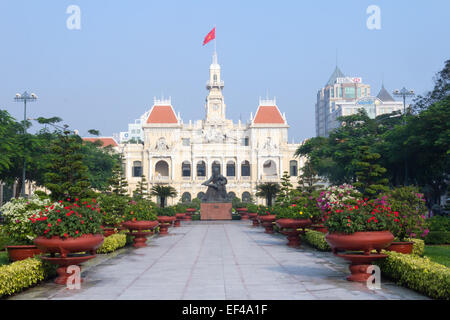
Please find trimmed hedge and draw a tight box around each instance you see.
[376,251,450,300]
[0,258,54,298]
[410,238,425,256]
[303,230,331,251]
[97,233,127,254]
[425,231,450,245]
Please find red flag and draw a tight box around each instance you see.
[203,27,215,46]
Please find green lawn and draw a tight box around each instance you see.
[0,251,9,266]
[424,245,450,267]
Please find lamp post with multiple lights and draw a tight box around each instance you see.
[14,91,38,197]
[393,87,415,186]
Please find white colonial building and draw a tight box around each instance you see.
[119,52,304,205]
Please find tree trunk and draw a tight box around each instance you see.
[161,197,165,208]
[267,196,272,207]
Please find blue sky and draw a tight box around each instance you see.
[0,0,449,141]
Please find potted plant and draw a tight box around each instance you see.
[174,204,187,227]
[122,199,159,247]
[0,195,54,261]
[257,206,277,234]
[156,206,176,235]
[183,200,200,221]
[275,204,312,247]
[324,198,395,282]
[31,198,105,284]
[98,194,128,237]
[316,184,362,233]
[235,202,249,220]
[247,204,259,226]
[382,186,428,254]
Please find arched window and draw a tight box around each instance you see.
[197,192,205,202]
[289,160,298,176]
[182,161,191,177]
[212,161,221,175]
[155,160,169,177]
[181,192,191,203]
[226,161,235,177]
[132,161,142,177]
[227,192,236,201]
[241,161,250,177]
[197,161,206,177]
[242,192,251,203]
[263,160,277,176]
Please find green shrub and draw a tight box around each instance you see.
[376,251,450,300]
[425,231,450,245]
[0,258,55,298]
[426,215,450,232]
[191,214,200,221]
[303,230,331,251]
[409,238,425,256]
[96,233,127,254]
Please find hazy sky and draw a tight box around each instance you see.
[1,0,449,142]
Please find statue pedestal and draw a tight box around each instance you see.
[200,203,232,220]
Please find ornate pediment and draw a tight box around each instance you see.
[155,137,170,152]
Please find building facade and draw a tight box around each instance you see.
[120,53,304,205]
[315,67,403,137]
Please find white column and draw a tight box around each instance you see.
[148,155,152,180]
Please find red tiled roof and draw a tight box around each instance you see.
[83,137,118,147]
[253,106,285,124]
[146,105,178,124]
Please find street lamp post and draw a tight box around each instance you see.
[14,91,37,198]
[393,87,415,186]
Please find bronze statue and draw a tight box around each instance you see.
[201,166,229,202]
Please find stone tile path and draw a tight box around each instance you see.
[9,221,427,300]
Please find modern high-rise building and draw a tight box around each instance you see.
[315,66,370,137]
[315,67,403,137]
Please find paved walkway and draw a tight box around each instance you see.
[10,221,427,300]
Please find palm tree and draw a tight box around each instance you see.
[150,185,178,208]
[256,182,280,207]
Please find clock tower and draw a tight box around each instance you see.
[205,52,226,123]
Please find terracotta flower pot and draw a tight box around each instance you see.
[34,234,104,257]
[6,245,42,262]
[123,220,159,247]
[276,218,312,247]
[158,216,175,235]
[103,227,118,237]
[237,208,249,220]
[325,231,394,255]
[184,209,196,221]
[259,215,277,234]
[247,212,259,227]
[34,233,104,285]
[175,213,186,227]
[325,231,394,283]
[386,241,414,254]
[310,225,328,234]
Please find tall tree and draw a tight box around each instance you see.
[44,127,93,201]
[353,146,389,198]
[276,171,293,205]
[133,175,149,200]
[297,159,323,193]
[108,154,129,196]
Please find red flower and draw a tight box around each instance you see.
[64,233,68,238]
[47,223,52,227]
[81,220,84,224]
[75,230,79,234]
[57,219,61,223]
